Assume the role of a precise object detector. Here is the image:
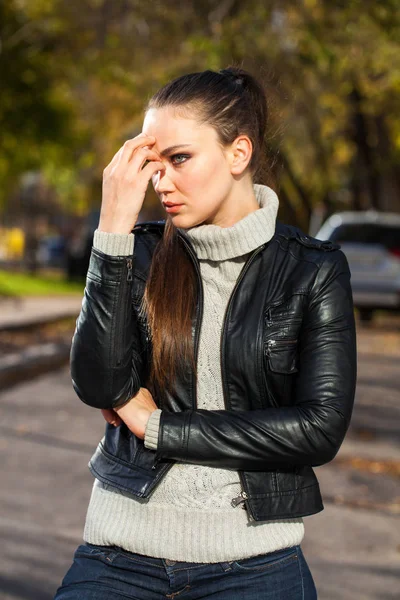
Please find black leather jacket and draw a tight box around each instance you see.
[70,220,357,522]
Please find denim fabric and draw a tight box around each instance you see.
[53,542,317,599]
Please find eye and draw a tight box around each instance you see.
[170,153,190,166]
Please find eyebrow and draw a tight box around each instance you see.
[159,144,192,156]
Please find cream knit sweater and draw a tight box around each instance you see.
[83,184,304,563]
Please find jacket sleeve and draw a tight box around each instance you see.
[153,249,357,470]
[70,242,145,410]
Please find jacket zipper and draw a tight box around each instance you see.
[115,257,133,366]
[221,244,267,522]
[264,297,287,328]
[262,298,293,405]
[231,489,249,508]
[262,340,278,408]
[126,257,133,282]
[263,339,297,407]
[264,339,297,357]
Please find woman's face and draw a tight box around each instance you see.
[142,106,238,228]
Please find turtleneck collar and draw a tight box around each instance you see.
[177,184,279,261]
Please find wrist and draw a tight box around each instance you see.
[144,408,162,450]
[98,217,138,235]
[98,226,133,235]
[93,229,134,256]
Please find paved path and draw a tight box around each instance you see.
[0,319,399,599]
[0,296,83,330]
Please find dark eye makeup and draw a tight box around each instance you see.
[170,153,190,166]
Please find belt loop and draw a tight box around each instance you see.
[220,560,234,572]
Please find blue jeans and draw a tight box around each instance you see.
[53,542,318,599]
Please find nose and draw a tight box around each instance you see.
[152,165,175,196]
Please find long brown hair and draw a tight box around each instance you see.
[142,66,276,393]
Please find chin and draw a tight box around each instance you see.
[169,214,199,229]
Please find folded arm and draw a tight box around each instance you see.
[150,250,357,470]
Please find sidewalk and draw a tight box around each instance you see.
[0,361,399,600]
[0,295,84,389]
[0,295,83,330]
[0,303,399,598]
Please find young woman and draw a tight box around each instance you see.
[54,67,357,599]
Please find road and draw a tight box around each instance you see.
[0,317,399,599]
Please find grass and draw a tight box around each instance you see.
[0,269,85,297]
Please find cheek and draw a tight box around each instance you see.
[183,154,228,191]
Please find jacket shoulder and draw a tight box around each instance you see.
[131,220,165,278]
[132,219,166,236]
[274,221,350,281]
[132,220,165,251]
[274,221,341,253]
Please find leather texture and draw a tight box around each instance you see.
[70,220,357,521]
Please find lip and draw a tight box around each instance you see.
[163,203,184,213]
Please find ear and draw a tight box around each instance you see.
[229,135,253,175]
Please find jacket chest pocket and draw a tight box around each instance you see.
[261,294,305,407]
[264,338,298,374]
[262,338,300,408]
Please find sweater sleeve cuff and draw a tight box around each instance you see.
[93,229,134,256]
[144,409,162,450]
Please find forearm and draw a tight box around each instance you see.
[70,233,144,409]
[154,401,350,471]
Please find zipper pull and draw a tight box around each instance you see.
[151,454,161,470]
[126,258,133,282]
[231,490,248,508]
[264,339,276,357]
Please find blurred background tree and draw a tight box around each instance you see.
[1,0,399,236]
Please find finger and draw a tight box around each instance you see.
[101,409,115,423]
[104,135,156,173]
[119,136,157,168]
[101,409,122,426]
[128,147,164,173]
[140,160,166,180]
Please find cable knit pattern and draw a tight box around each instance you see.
[178,183,279,260]
[84,184,305,563]
[93,229,134,256]
[143,408,162,449]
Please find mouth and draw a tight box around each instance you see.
[162,202,184,214]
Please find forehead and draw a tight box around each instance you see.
[142,106,218,146]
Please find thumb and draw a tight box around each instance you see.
[101,409,122,427]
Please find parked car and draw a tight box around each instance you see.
[314,211,400,322]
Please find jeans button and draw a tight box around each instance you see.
[165,559,176,566]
